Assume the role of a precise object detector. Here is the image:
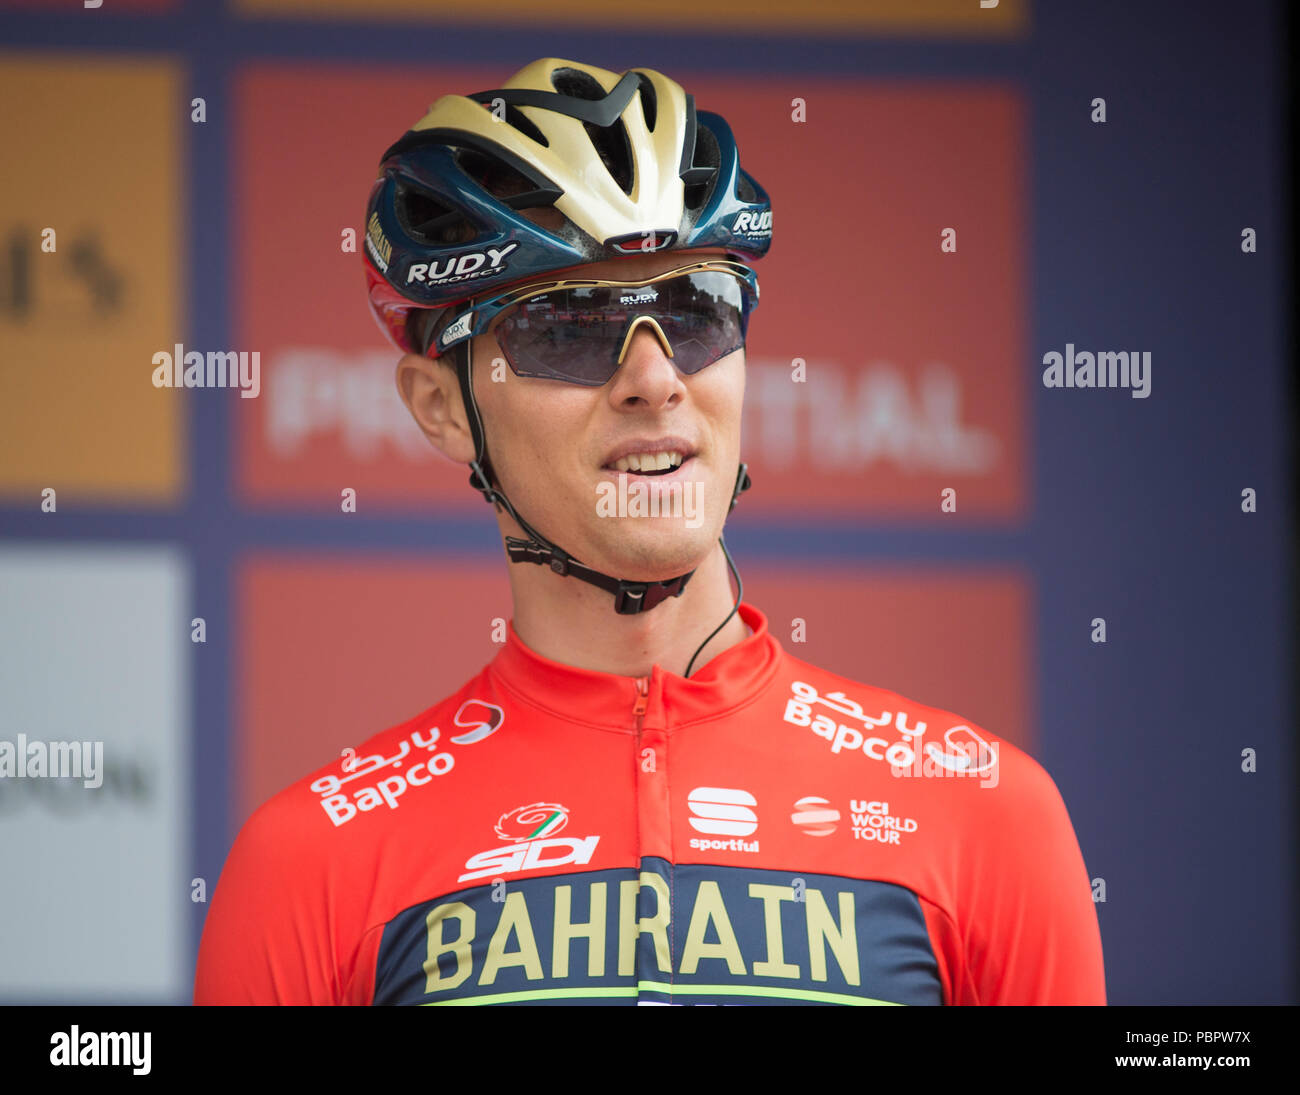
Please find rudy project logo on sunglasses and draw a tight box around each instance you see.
[438,312,474,349]
[619,289,659,305]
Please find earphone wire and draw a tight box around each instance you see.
[684,533,743,679]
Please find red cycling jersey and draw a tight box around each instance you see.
[194,602,1105,1006]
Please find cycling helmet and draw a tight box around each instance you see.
[363,57,772,354]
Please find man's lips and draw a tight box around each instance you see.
[601,436,697,468]
[597,455,700,485]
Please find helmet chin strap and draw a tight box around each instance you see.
[454,338,751,617]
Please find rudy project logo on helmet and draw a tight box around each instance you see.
[494,802,569,843]
[406,243,519,288]
[363,60,772,356]
[732,210,772,237]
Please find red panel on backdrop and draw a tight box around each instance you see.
[236,555,512,827]
[741,565,1032,755]
[236,553,1029,827]
[235,65,1025,521]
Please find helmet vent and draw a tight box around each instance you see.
[736,169,759,204]
[550,67,608,101]
[476,99,549,148]
[683,121,720,211]
[456,147,548,204]
[635,73,658,131]
[396,182,477,245]
[548,67,635,195]
[584,117,634,196]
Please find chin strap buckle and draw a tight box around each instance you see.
[614,572,693,615]
[504,536,572,576]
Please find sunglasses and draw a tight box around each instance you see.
[422,260,759,387]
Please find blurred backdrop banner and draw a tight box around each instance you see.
[0,0,1291,1005]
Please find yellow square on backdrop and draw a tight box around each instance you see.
[0,56,184,505]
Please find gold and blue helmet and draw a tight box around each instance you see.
[363,57,773,355]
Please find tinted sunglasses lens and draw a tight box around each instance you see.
[495,287,628,386]
[657,271,749,375]
[494,271,752,385]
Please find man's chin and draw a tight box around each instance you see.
[584,520,719,583]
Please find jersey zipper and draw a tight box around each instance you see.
[632,676,650,730]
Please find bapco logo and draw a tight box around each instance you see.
[449,699,505,745]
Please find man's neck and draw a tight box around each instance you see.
[507,540,748,679]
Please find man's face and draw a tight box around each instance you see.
[465,248,745,583]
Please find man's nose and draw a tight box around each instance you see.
[608,320,684,406]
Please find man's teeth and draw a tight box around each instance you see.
[612,451,686,473]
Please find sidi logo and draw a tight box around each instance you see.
[459,802,599,882]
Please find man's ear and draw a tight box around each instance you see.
[395,352,477,464]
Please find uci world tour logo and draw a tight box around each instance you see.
[791,796,840,837]
[494,802,569,843]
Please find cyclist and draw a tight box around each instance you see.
[195,58,1105,1006]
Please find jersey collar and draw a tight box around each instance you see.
[488,601,783,732]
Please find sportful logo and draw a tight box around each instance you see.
[459,803,599,882]
[687,786,760,853]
